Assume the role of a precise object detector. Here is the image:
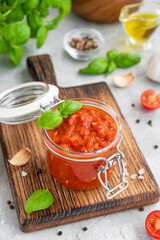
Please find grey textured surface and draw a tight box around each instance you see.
[0,9,160,240]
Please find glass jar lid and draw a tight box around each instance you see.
[0,82,59,125]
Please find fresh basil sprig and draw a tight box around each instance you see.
[78,49,141,76]
[79,57,108,75]
[36,100,83,129]
[24,189,54,214]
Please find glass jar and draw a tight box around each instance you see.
[43,98,128,198]
[0,83,128,199]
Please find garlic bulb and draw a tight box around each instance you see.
[146,52,160,83]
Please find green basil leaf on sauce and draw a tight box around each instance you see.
[36,101,83,129]
[24,189,54,214]
[58,100,83,118]
[36,109,63,129]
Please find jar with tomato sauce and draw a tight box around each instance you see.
[43,98,128,199]
[0,82,128,199]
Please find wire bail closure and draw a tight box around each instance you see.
[98,147,128,199]
[40,96,62,113]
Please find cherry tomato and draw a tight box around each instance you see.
[145,210,160,239]
[141,90,160,110]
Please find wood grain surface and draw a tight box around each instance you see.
[0,54,159,233]
[72,0,142,23]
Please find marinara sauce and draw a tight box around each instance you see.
[47,105,117,153]
[43,100,122,190]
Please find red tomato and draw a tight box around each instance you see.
[141,90,160,110]
[145,210,160,239]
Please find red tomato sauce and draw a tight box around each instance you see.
[47,105,117,153]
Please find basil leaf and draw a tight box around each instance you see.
[30,29,37,38]
[0,39,10,54]
[47,0,63,8]
[107,49,118,62]
[24,189,54,214]
[58,101,83,118]
[27,12,42,30]
[46,0,71,30]
[106,61,117,76]
[38,0,49,17]
[115,53,141,68]
[79,57,108,75]
[36,109,63,129]
[2,22,30,45]
[6,3,24,22]
[24,0,39,10]
[36,25,47,48]
[19,0,26,3]
[9,46,23,66]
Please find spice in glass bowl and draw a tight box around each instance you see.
[70,37,98,51]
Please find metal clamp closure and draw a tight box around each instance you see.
[97,147,128,199]
[40,96,62,113]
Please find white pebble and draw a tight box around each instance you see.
[138,168,145,175]
[21,171,27,177]
[131,174,137,179]
[138,175,144,180]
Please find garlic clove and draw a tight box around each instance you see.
[112,72,135,87]
[8,148,31,166]
[146,52,160,83]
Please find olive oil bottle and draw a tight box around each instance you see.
[124,13,158,41]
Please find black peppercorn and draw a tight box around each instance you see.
[57,231,63,236]
[154,145,158,149]
[7,200,11,205]
[9,205,14,209]
[37,168,42,174]
[136,119,140,123]
[139,206,144,212]
[131,103,135,107]
[82,227,88,231]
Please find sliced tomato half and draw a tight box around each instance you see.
[141,90,160,110]
[145,210,160,239]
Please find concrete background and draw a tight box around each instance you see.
[0,6,160,240]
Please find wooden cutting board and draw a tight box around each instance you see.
[0,55,159,233]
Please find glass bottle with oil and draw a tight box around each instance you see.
[119,2,160,50]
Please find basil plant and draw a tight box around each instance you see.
[0,0,71,65]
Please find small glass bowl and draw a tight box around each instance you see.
[63,28,104,61]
